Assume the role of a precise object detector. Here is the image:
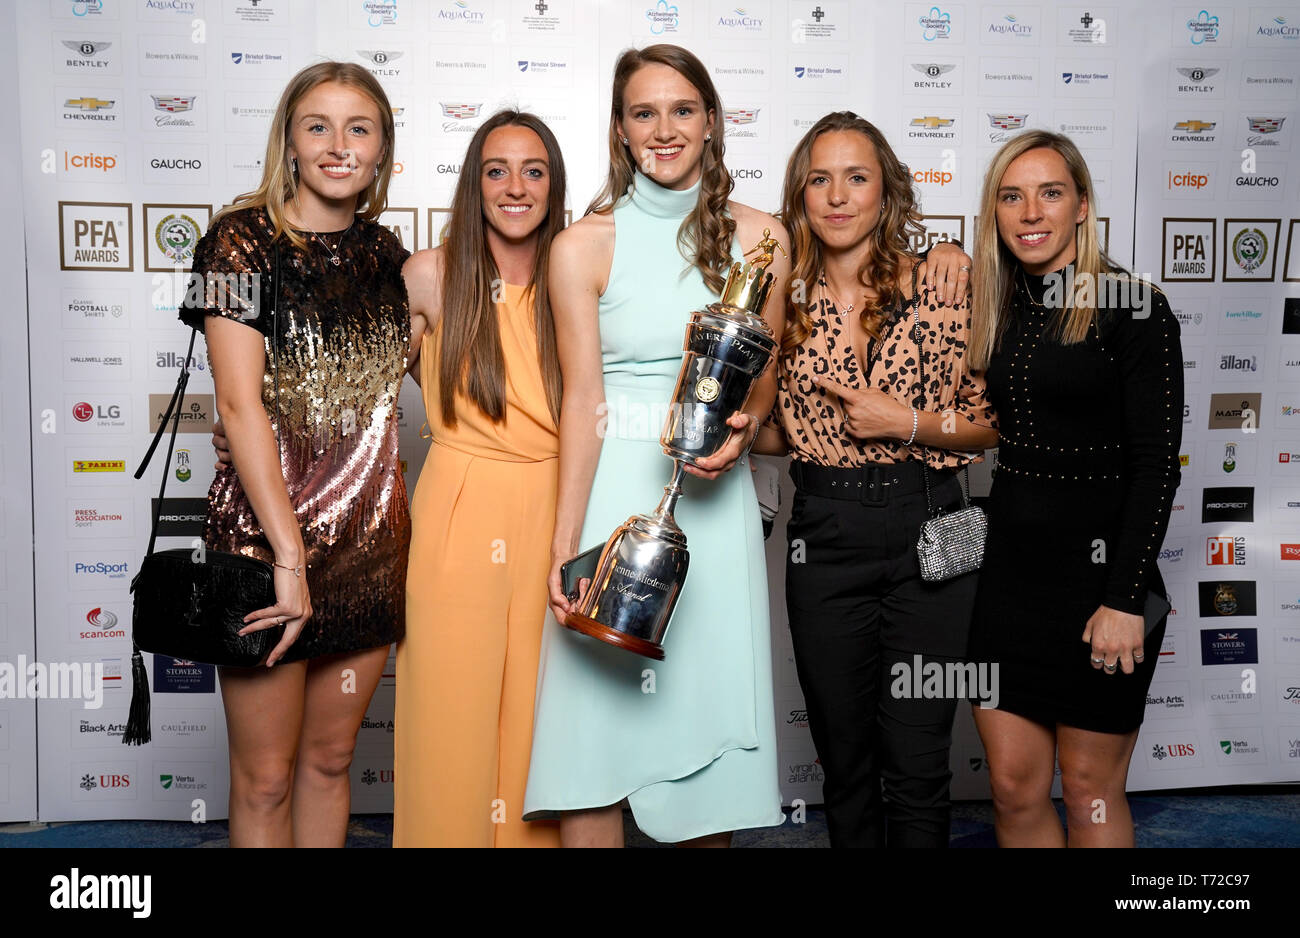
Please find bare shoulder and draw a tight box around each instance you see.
[552,211,615,294]
[402,245,445,325]
[728,201,789,248]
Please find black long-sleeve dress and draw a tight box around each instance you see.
[967,266,1183,733]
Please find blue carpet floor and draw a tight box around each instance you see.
[3,788,1296,847]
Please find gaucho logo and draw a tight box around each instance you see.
[1197,582,1257,618]
[1201,486,1254,522]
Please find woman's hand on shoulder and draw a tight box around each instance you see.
[402,247,444,375]
[917,239,972,306]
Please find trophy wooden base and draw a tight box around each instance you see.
[564,613,666,661]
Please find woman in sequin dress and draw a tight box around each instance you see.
[966,132,1182,847]
[393,111,565,848]
[181,63,413,847]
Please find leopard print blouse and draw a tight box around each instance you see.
[774,279,998,469]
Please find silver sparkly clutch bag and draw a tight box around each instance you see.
[905,278,987,582]
[917,481,987,582]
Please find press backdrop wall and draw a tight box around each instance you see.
[5,0,1297,822]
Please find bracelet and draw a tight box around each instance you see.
[905,409,919,446]
[273,560,304,577]
[739,416,760,460]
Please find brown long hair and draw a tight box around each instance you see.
[587,44,735,294]
[970,130,1113,370]
[438,110,567,428]
[778,111,923,356]
[215,61,396,249]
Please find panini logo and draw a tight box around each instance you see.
[73,460,125,473]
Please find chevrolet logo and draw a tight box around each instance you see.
[1174,120,1216,133]
[65,97,114,110]
[910,116,954,129]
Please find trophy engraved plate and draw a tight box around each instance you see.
[564,230,784,659]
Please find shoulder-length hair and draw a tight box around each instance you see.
[970,130,1113,370]
[438,110,567,428]
[215,61,397,250]
[778,111,924,356]
[587,44,735,294]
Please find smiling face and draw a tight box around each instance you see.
[479,124,550,243]
[286,80,385,221]
[994,146,1088,274]
[616,62,715,191]
[802,129,886,258]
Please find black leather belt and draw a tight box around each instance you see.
[790,460,955,506]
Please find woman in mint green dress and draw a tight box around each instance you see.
[522,44,790,846]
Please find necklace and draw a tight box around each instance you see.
[308,221,353,266]
[819,276,864,315]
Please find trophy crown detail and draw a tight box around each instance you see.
[720,227,785,314]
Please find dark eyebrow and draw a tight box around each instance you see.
[483,157,549,166]
[626,98,699,110]
[809,165,873,175]
[299,113,377,123]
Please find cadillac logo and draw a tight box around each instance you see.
[724,108,760,124]
[440,103,481,119]
[151,95,196,113]
[1247,117,1285,134]
[988,114,1026,130]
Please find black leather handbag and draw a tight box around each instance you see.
[123,249,285,745]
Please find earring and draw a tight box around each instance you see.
[705,133,712,141]
[620,136,628,145]
[374,165,380,178]
[290,157,298,174]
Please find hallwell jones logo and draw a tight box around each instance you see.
[149,393,213,434]
[59,202,132,271]
[1206,535,1246,565]
[1199,626,1259,666]
[1187,9,1220,44]
[150,94,197,128]
[1198,581,1258,619]
[1201,485,1254,522]
[153,212,201,265]
[1175,66,1219,93]
[63,96,116,123]
[918,6,952,41]
[1207,393,1261,431]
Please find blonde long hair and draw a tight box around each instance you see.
[586,44,735,294]
[778,111,924,356]
[970,130,1111,370]
[215,61,397,249]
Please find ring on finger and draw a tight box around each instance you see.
[1090,656,1105,665]
[959,264,972,271]
[1103,661,1117,673]
[1133,651,1145,662]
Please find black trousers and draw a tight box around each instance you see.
[785,461,978,848]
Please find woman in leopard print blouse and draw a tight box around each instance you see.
[755,111,998,847]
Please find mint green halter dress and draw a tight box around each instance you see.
[522,173,784,842]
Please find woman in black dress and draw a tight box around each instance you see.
[966,131,1182,847]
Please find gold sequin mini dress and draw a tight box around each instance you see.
[180,207,412,662]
